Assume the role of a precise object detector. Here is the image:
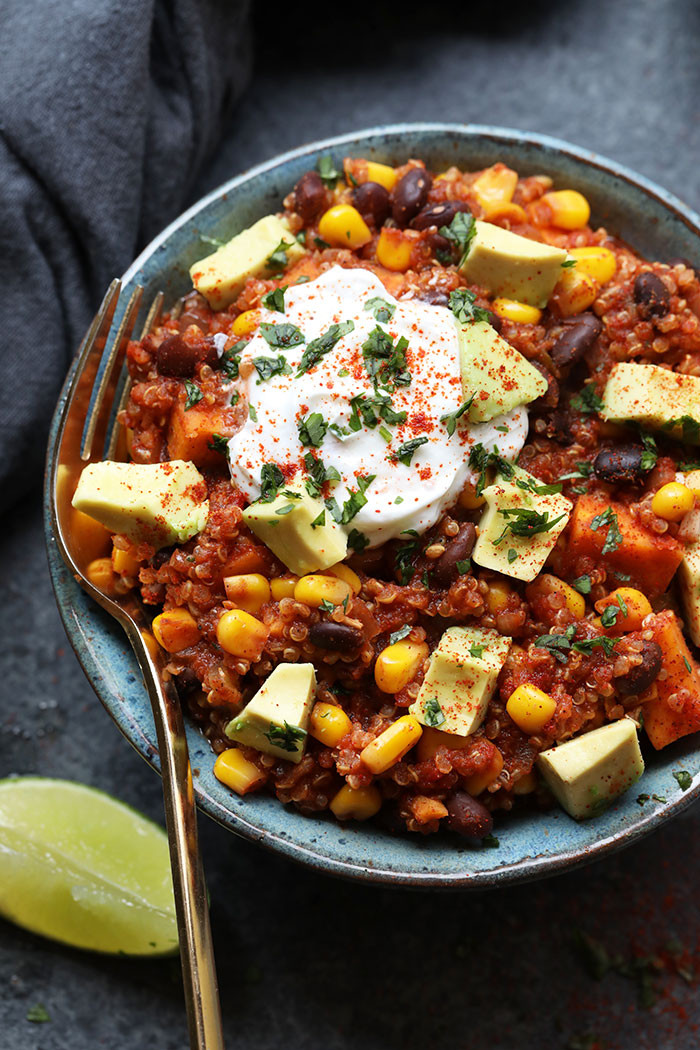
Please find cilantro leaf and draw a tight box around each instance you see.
[297,321,355,376]
[262,286,287,312]
[184,379,203,410]
[259,462,285,501]
[438,211,476,265]
[252,355,292,382]
[260,322,305,349]
[391,436,429,466]
[639,431,658,472]
[468,443,516,495]
[347,528,369,553]
[440,394,475,437]
[571,385,604,415]
[220,338,247,379]
[310,510,326,528]
[266,239,294,273]
[572,574,592,595]
[361,327,411,390]
[662,415,700,443]
[388,625,412,645]
[266,721,307,752]
[423,696,446,728]
[496,508,565,542]
[590,507,623,554]
[207,433,229,459]
[395,538,420,584]
[317,154,340,187]
[674,770,693,791]
[248,403,258,422]
[600,604,619,628]
[297,412,327,448]
[364,296,396,323]
[448,287,491,325]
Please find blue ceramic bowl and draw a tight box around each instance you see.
[45,124,700,887]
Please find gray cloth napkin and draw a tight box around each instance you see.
[0,0,251,514]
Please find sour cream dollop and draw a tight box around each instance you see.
[228,266,527,546]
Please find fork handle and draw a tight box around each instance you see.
[127,623,225,1050]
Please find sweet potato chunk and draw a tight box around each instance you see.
[566,494,682,596]
[643,610,700,749]
[167,401,238,468]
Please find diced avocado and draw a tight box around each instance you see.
[242,484,347,576]
[72,460,208,549]
[472,465,572,583]
[680,541,700,647]
[602,363,700,443]
[456,320,548,423]
[190,215,305,310]
[410,626,512,737]
[537,719,644,820]
[459,221,568,307]
[225,663,316,764]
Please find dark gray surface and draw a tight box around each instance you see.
[3,1,700,1047]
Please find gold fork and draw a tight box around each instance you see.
[47,280,225,1050]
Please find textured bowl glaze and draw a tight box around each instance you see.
[45,124,700,887]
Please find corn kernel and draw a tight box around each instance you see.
[309,702,352,746]
[294,574,352,608]
[472,164,518,210]
[568,246,617,286]
[232,309,261,337]
[416,726,471,762]
[464,748,504,795]
[366,161,397,191]
[525,573,586,619]
[595,587,652,634]
[512,770,538,795]
[506,684,557,734]
[459,484,486,510]
[485,581,512,615]
[376,228,413,271]
[71,508,112,563]
[214,748,266,795]
[223,573,271,614]
[492,298,542,325]
[330,783,382,821]
[140,629,161,664]
[270,575,299,601]
[216,608,269,660]
[86,556,117,595]
[551,268,599,316]
[652,482,695,522]
[361,715,423,774]
[541,189,591,230]
[112,545,140,577]
[318,204,372,248]
[482,202,527,224]
[374,640,429,694]
[323,562,361,594]
[153,607,201,653]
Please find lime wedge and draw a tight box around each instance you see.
[0,777,178,955]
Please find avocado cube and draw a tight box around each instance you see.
[472,466,572,582]
[602,362,700,443]
[457,320,548,423]
[410,626,512,737]
[72,460,209,549]
[190,215,305,310]
[537,719,644,820]
[242,485,347,576]
[460,221,567,307]
[225,663,316,764]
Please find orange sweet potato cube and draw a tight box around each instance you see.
[167,401,238,468]
[643,610,700,749]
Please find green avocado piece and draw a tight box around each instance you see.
[190,215,305,310]
[472,466,572,582]
[71,460,208,549]
[679,472,700,646]
[410,626,512,736]
[459,221,568,307]
[537,719,644,820]
[602,362,700,443]
[226,663,316,764]
[242,484,347,576]
[456,320,548,423]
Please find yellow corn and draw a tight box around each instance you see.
[361,715,423,774]
[485,581,513,615]
[86,556,117,595]
[318,204,372,248]
[525,573,586,619]
[216,608,269,660]
[376,228,412,271]
[223,573,271,614]
[152,607,201,653]
[309,702,352,747]
[270,575,299,601]
[214,748,266,795]
[330,783,382,821]
[541,189,591,230]
[112,545,140,577]
[323,562,361,594]
[71,508,112,563]
[482,202,527,224]
[595,587,652,634]
[652,482,695,522]
[140,629,161,664]
[459,484,486,510]
[551,268,599,316]
[506,684,557,734]
[366,161,397,191]
[472,164,518,211]
[416,726,471,762]
[492,298,542,325]
[464,748,505,795]
[232,309,261,337]
[512,770,538,795]
[294,574,352,608]
[374,640,429,694]
[568,246,617,285]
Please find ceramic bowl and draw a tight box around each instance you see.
[45,123,700,887]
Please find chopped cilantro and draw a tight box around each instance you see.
[572,575,592,595]
[319,598,335,613]
[683,654,693,673]
[496,507,566,542]
[310,510,326,529]
[325,474,376,524]
[533,629,576,663]
[391,436,429,466]
[248,403,257,422]
[662,415,700,443]
[303,452,340,497]
[379,425,392,443]
[469,644,485,659]
[572,636,616,657]
[297,320,355,376]
[349,392,407,431]
[423,696,446,728]
[230,390,240,406]
[395,538,420,584]
[571,385,604,415]
[440,394,476,437]
[314,235,330,250]
[262,286,287,312]
[674,770,693,791]
[184,379,203,410]
[317,154,340,187]
[561,257,577,268]
[448,287,491,325]
[617,592,628,617]
[266,721,307,752]
[364,296,396,323]
[600,604,618,628]
[252,354,291,382]
[296,275,311,284]
[507,548,519,563]
[636,793,650,806]
[515,477,563,496]
[207,433,229,459]
[639,431,658,472]
[199,233,225,249]
[456,559,471,575]
[266,239,294,273]
[388,625,412,645]
[26,1004,50,1024]
[361,326,411,390]
[482,834,500,848]
[259,462,285,501]
[259,321,305,349]
[220,338,247,379]
[469,443,516,495]
[395,495,404,504]
[439,211,476,265]
[297,412,327,447]
[337,367,350,377]
[590,507,623,554]
[275,502,296,515]
[347,528,369,553]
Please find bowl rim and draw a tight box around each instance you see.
[45,122,700,888]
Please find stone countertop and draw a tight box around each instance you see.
[3,1,700,1047]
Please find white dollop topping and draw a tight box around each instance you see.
[228,266,528,546]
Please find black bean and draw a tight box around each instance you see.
[550,313,602,369]
[411,200,471,231]
[446,792,494,839]
[156,333,199,377]
[633,272,670,318]
[431,523,477,588]
[309,621,363,653]
[530,362,559,410]
[352,181,390,227]
[484,309,503,334]
[547,408,575,446]
[425,230,451,257]
[391,168,432,226]
[667,256,697,272]
[151,545,174,569]
[173,668,201,697]
[293,170,327,223]
[417,287,450,307]
[593,444,645,484]
[616,641,663,696]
